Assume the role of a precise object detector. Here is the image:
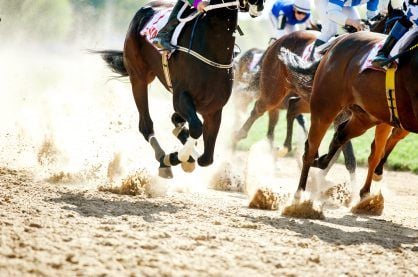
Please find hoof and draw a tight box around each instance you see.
[158,167,173,179]
[372,173,383,182]
[197,156,213,167]
[181,161,195,173]
[276,146,289,157]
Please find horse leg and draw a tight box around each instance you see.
[171,112,189,145]
[359,124,392,198]
[198,110,222,167]
[341,141,357,182]
[373,127,409,180]
[297,117,333,197]
[173,91,202,171]
[233,99,267,143]
[266,108,279,148]
[129,77,174,178]
[314,113,374,171]
[283,96,309,154]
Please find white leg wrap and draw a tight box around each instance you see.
[178,138,197,162]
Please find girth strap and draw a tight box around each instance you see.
[162,52,173,93]
[385,67,403,129]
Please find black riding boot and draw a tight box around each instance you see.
[309,39,325,60]
[372,18,412,67]
[153,1,184,51]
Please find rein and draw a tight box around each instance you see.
[173,0,238,69]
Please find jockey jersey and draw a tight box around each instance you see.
[406,0,418,26]
[270,0,311,38]
[316,0,380,43]
[327,0,379,25]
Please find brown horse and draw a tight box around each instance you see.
[232,47,308,144]
[233,30,357,179]
[278,3,405,155]
[96,0,264,178]
[282,31,418,199]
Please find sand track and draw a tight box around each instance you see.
[0,159,417,276]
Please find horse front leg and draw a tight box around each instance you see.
[171,112,189,145]
[198,110,222,167]
[373,127,409,180]
[233,99,267,145]
[173,91,203,172]
[359,124,392,198]
[266,108,279,148]
[282,96,309,155]
[130,78,174,178]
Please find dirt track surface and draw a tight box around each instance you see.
[0,160,417,276]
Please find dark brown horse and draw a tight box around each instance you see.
[282,31,418,200]
[96,0,263,178]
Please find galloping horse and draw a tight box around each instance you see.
[282,31,417,199]
[233,4,404,180]
[233,30,358,178]
[232,47,308,144]
[97,0,264,178]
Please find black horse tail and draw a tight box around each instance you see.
[278,47,321,77]
[93,50,128,77]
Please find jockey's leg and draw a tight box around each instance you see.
[372,16,413,67]
[152,0,184,51]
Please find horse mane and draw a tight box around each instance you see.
[278,48,320,76]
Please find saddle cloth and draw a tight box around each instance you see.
[360,28,417,72]
[139,7,189,50]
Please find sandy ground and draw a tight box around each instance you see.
[0,45,417,276]
[0,157,417,276]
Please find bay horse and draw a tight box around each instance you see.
[233,30,357,179]
[232,47,308,143]
[96,0,264,178]
[233,4,404,180]
[282,5,405,155]
[281,31,418,200]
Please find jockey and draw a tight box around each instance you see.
[311,0,380,56]
[269,0,312,38]
[153,0,209,51]
[372,0,418,67]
